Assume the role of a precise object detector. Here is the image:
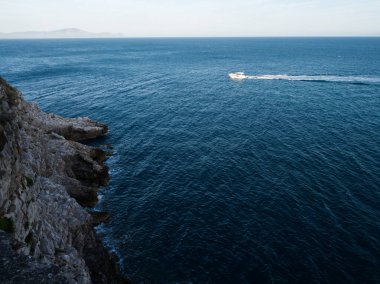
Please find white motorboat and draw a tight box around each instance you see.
[229,72,247,80]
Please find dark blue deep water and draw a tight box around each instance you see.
[1,38,380,283]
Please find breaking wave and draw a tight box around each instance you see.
[246,75,380,85]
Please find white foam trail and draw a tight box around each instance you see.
[245,75,380,84]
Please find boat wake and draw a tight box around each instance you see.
[245,75,380,85]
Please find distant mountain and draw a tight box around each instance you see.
[0,28,123,39]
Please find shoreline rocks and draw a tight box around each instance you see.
[0,77,127,283]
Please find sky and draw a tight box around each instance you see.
[1,0,380,37]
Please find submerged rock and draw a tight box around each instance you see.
[0,77,126,283]
[89,211,110,226]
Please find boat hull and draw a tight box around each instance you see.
[229,73,247,80]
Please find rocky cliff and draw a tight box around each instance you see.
[0,77,126,283]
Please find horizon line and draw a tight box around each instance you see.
[0,35,380,40]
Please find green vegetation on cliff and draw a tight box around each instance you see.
[0,217,14,234]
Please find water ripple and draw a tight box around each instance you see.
[1,38,379,283]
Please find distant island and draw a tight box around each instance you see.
[0,28,123,39]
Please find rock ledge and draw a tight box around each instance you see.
[0,77,126,283]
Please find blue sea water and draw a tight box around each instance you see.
[1,38,380,283]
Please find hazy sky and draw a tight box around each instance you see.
[1,0,380,36]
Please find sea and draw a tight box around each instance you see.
[0,38,379,283]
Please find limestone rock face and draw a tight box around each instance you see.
[0,77,126,283]
[0,231,69,283]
